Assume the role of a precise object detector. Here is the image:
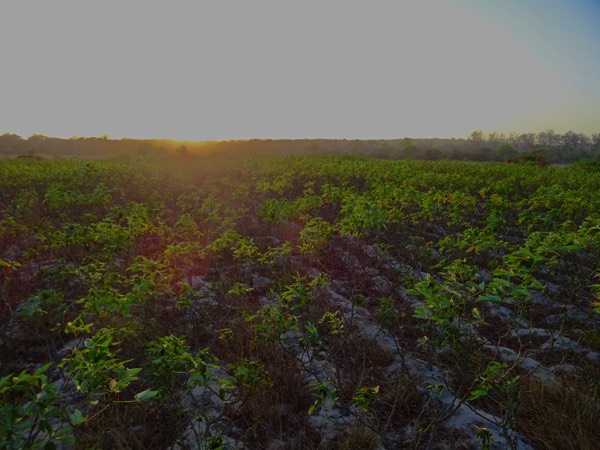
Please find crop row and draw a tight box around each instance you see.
[1,155,598,449]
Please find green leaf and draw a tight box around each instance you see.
[0,374,11,390]
[0,259,21,269]
[414,306,430,320]
[126,367,142,377]
[477,294,502,303]
[492,277,512,287]
[512,288,531,298]
[34,362,53,376]
[469,388,488,400]
[135,389,159,402]
[69,409,86,425]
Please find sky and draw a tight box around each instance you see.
[1,0,599,140]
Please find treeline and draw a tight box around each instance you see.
[460,129,600,163]
[1,129,599,163]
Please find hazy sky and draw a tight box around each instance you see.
[1,0,599,140]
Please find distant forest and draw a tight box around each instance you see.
[1,130,599,163]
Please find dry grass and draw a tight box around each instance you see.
[234,354,315,447]
[336,424,380,449]
[74,401,186,450]
[517,374,599,450]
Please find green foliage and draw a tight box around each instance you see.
[20,289,67,322]
[318,311,344,336]
[374,297,396,329]
[469,361,521,431]
[60,328,141,397]
[256,173,293,195]
[145,335,199,397]
[298,217,334,253]
[228,360,269,392]
[338,195,388,237]
[1,155,599,448]
[353,385,380,413]
[474,425,495,450]
[204,230,259,262]
[308,380,337,415]
[0,363,75,449]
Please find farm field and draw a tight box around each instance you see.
[1,155,599,449]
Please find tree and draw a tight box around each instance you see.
[468,130,484,150]
[536,129,561,149]
[591,134,600,158]
[372,146,392,159]
[472,147,493,162]
[487,132,501,150]
[400,143,418,159]
[0,133,23,153]
[497,144,518,161]
[450,148,464,160]
[516,133,536,152]
[506,132,519,149]
[424,148,442,161]
[561,131,590,161]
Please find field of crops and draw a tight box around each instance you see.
[1,155,599,449]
